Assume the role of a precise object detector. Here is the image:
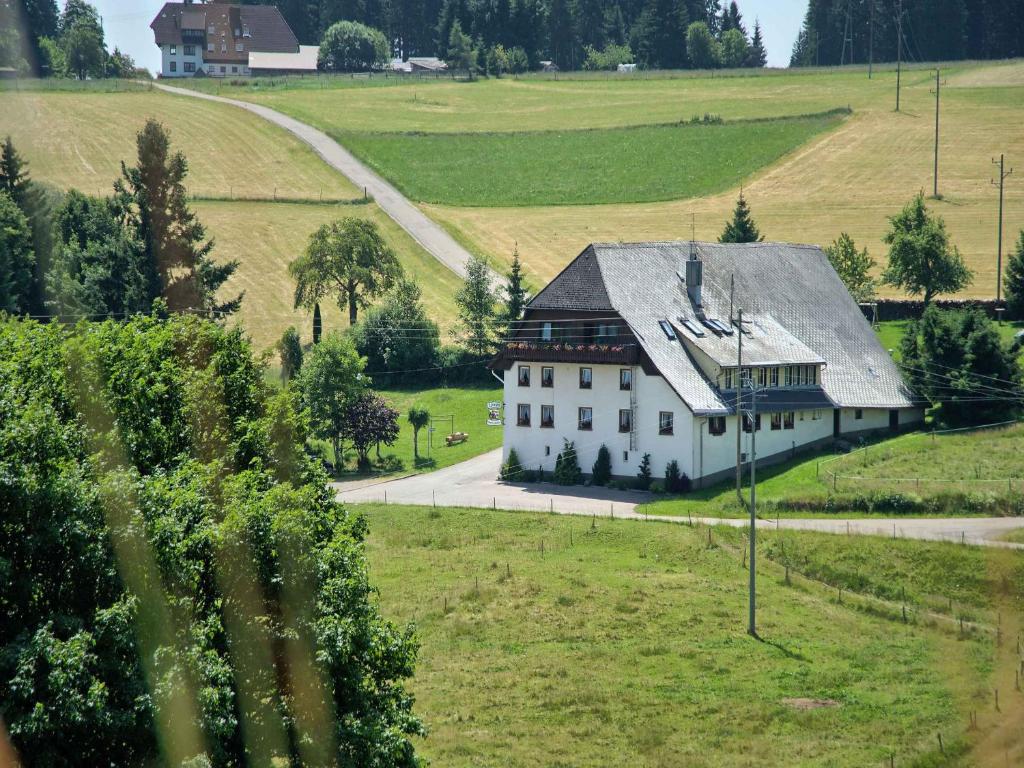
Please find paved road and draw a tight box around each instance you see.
[155,83,500,285]
[335,449,1024,548]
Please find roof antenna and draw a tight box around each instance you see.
[689,213,697,260]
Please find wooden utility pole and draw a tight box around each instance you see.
[931,69,942,198]
[992,155,1014,303]
[868,0,875,78]
[895,0,903,111]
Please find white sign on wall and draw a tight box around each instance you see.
[486,401,503,426]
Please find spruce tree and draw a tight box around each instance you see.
[0,190,35,314]
[1004,230,1024,318]
[501,245,529,338]
[719,190,763,243]
[118,120,240,316]
[747,19,767,67]
[0,136,30,208]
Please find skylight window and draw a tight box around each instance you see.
[658,320,676,341]
[680,319,704,338]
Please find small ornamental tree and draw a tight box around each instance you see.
[553,440,582,485]
[825,232,876,302]
[636,453,652,490]
[665,460,691,493]
[278,326,304,382]
[500,447,523,481]
[318,20,389,72]
[1003,230,1024,318]
[343,392,400,470]
[407,406,430,460]
[882,192,972,304]
[719,190,763,243]
[591,445,612,486]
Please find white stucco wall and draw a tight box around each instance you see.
[160,43,204,77]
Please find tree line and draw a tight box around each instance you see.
[0,123,237,321]
[0,0,136,78]
[791,0,1024,67]
[258,0,767,72]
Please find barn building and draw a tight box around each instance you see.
[491,241,923,485]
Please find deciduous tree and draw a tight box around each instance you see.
[318,20,389,71]
[297,330,367,466]
[825,232,876,302]
[685,20,720,68]
[407,406,430,459]
[882,192,971,305]
[342,391,400,470]
[454,255,497,356]
[1003,230,1024,318]
[290,217,403,327]
[352,277,439,386]
[0,190,35,314]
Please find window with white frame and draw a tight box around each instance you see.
[618,409,632,433]
[184,44,195,56]
[658,411,674,436]
[184,62,196,72]
[517,404,530,426]
[540,405,554,428]
[578,407,593,431]
[541,321,552,341]
[518,366,530,387]
[770,413,782,431]
[541,366,553,388]
[169,61,177,72]
[579,367,592,389]
[784,412,795,430]
[620,368,632,391]
[170,44,177,55]
[770,367,779,387]
[758,368,768,387]
[724,368,734,389]
[709,416,726,435]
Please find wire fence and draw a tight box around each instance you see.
[818,419,1024,495]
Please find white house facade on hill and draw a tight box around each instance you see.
[490,241,924,486]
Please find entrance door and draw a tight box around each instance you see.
[889,409,899,432]
[833,409,842,437]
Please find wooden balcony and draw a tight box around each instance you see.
[492,342,639,369]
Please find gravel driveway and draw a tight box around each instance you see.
[335,449,1024,548]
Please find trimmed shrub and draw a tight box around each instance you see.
[592,445,612,486]
[665,460,692,494]
[554,440,582,485]
[636,453,652,490]
[500,448,523,481]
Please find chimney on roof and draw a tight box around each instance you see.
[685,246,702,308]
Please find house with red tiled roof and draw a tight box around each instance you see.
[150,0,314,78]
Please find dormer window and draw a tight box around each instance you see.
[208,25,215,34]
[235,42,244,52]
[243,25,251,37]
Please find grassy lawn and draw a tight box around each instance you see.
[1002,529,1024,544]
[360,503,1015,766]
[325,385,502,477]
[640,423,1024,518]
[336,112,845,206]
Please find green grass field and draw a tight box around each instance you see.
[321,385,502,476]
[360,503,1016,766]
[336,112,845,206]
[640,422,1024,518]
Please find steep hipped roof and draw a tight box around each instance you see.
[527,241,916,415]
[150,2,298,54]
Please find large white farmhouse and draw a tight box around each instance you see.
[492,241,923,486]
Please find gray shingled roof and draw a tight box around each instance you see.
[547,241,915,415]
[529,245,613,312]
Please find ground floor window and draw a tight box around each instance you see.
[709,416,726,436]
[770,413,782,430]
[540,405,554,428]
[169,61,177,72]
[658,411,674,435]
[578,407,593,431]
[619,409,632,433]
[517,404,530,426]
[742,413,761,433]
[784,411,795,430]
[855,408,864,420]
[184,62,195,73]
[811,409,821,420]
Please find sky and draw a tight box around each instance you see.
[90,0,808,75]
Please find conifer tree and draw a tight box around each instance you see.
[719,190,763,243]
[1004,230,1024,318]
[118,120,240,316]
[747,19,767,67]
[0,136,30,208]
[0,190,34,314]
[501,244,529,338]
